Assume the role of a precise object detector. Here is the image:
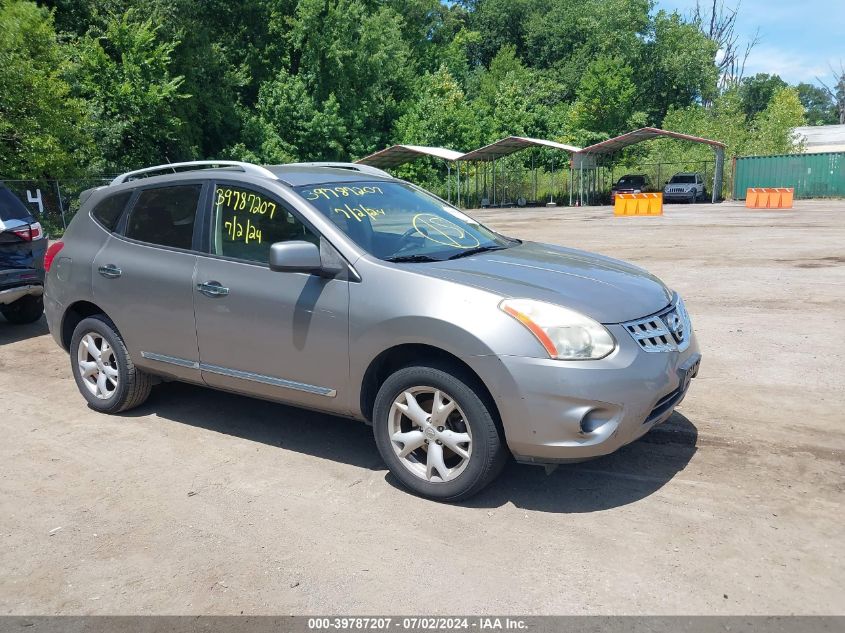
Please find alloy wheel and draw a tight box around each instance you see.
[77,333,119,400]
[388,386,472,482]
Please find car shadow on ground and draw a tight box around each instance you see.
[126,381,698,513]
[0,314,49,344]
[458,414,698,512]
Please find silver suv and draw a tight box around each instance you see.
[663,172,707,203]
[44,161,700,500]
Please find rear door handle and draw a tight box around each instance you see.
[197,281,229,297]
[98,264,122,279]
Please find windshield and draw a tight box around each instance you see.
[616,176,644,187]
[295,181,513,262]
[669,175,696,184]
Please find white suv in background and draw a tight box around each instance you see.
[663,173,707,203]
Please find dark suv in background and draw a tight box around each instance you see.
[610,174,651,202]
[0,183,47,324]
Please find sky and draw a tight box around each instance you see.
[656,0,844,87]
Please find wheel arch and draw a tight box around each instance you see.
[359,343,501,428]
[60,300,116,350]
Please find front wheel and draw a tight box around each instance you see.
[372,364,508,501]
[0,294,43,324]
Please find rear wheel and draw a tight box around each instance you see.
[0,294,43,324]
[372,364,508,501]
[70,315,152,413]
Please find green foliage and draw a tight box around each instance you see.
[749,88,806,155]
[796,83,838,125]
[643,11,719,121]
[569,56,638,137]
[67,8,188,172]
[739,73,788,119]
[0,0,92,178]
[393,66,480,185]
[1,0,827,183]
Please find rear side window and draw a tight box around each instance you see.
[0,185,31,222]
[91,191,132,232]
[125,185,202,250]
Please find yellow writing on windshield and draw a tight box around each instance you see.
[224,214,262,244]
[333,203,385,222]
[412,213,480,249]
[215,187,276,220]
[304,185,383,201]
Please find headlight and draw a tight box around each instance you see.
[500,298,616,360]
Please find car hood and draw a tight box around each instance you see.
[423,241,672,323]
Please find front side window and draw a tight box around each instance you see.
[211,184,318,264]
[295,181,513,262]
[91,191,133,232]
[124,184,201,249]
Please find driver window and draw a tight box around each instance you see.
[211,184,318,264]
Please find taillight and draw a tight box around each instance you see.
[9,222,42,241]
[44,241,64,273]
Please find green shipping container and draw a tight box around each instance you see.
[734,152,845,199]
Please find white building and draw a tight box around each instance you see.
[792,124,845,153]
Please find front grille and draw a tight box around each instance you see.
[665,187,688,193]
[623,296,691,353]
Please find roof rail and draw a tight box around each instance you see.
[287,162,393,179]
[110,160,277,185]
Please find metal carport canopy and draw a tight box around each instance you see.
[459,136,581,161]
[574,127,726,205]
[354,144,465,168]
[577,127,725,155]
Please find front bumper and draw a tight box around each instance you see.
[663,191,696,202]
[469,325,701,464]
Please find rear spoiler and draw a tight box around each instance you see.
[78,187,103,208]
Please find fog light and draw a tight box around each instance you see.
[580,409,611,434]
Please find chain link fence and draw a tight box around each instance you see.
[1,178,112,237]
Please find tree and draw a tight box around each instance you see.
[67,9,188,172]
[0,0,93,178]
[287,0,415,158]
[468,0,531,67]
[642,11,719,122]
[817,63,845,125]
[738,73,787,119]
[395,66,480,151]
[692,0,759,89]
[393,66,480,185]
[796,83,838,126]
[227,69,347,164]
[569,56,638,137]
[749,87,806,155]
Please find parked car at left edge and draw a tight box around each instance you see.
[0,183,47,324]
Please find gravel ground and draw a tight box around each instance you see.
[0,199,842,615]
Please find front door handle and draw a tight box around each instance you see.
[98,264,122,279]
[197,281,229,297]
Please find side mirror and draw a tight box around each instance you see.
[268,241,323,274]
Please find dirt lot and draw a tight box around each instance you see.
[1,200,843,615]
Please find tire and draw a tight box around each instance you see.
[0,294,43,324]
[70,315,152,413]
[372,363,508,501]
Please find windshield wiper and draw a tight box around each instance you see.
[446,245,508,260]
[384,254,440,263]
